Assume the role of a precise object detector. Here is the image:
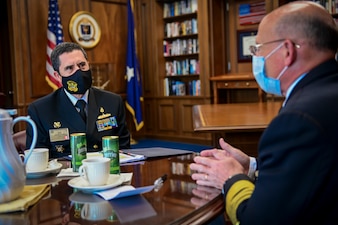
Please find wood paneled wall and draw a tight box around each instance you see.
[8,0,129,121]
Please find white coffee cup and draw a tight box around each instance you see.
[81,201,113,221]
[24,148,49,171]
[79,158,110,186]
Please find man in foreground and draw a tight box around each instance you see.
[190,2,338,224]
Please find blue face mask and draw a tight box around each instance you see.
[252,43,287,96]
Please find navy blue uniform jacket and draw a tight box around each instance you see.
[224,59,338,225]
[26,87,130,158]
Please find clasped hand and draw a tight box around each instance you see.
[190,138,250,189]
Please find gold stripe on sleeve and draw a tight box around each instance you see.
[225,180,255,224]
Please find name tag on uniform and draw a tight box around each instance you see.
[96,116,118,132]
[49,128,70,142]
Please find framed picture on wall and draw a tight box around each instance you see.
[237,29,257,62]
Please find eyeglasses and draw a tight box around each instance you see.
[249,39,301,56]
[249,39,285,56]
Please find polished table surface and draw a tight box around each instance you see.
[192,102,282,156]
[193,102,282,132]
[2,153,224,225]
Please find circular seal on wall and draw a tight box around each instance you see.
[69,11,101,49]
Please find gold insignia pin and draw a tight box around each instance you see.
[67,80,78,92]
[97,107,111,119]
[56,145,64,153]
[53,122,61,128]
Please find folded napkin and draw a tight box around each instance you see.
[0,184,50,213]
[121,173,133,184]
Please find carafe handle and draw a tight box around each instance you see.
[13,116,37,165]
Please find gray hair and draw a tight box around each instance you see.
[275,13,338,52]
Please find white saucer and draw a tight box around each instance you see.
[68,174,124,193]
[26,162,62,179]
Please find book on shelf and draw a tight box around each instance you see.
[163,79,200,96]
[163,0,198,18]
[164,78,169,96]
[163,40,170,56]
[188,80,200,96]
[163,38,199,56]
[164,19,197,38]
[165,59,199,76]
[163,80,186,96]
[177,81,186,96]
[168,80,186,96]
[189,59,199,74]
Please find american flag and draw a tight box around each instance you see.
[46,0,64,90]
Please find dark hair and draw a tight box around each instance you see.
[276,13,338,52]
[51,42,88,73]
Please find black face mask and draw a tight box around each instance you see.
[62,69,92,94]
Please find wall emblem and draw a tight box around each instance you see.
[69,11,101,49]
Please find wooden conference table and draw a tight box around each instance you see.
[192,102,282,156]
[2,152,224,225]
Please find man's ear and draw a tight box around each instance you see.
[54,71,62,84]
[284,39,298,67]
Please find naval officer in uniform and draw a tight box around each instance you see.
[26,42,130,158]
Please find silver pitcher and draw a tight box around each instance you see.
[0,109,37,203]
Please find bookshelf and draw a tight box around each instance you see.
[133,0,230,144]
[162,0,200,97]
[135,0,228,144]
